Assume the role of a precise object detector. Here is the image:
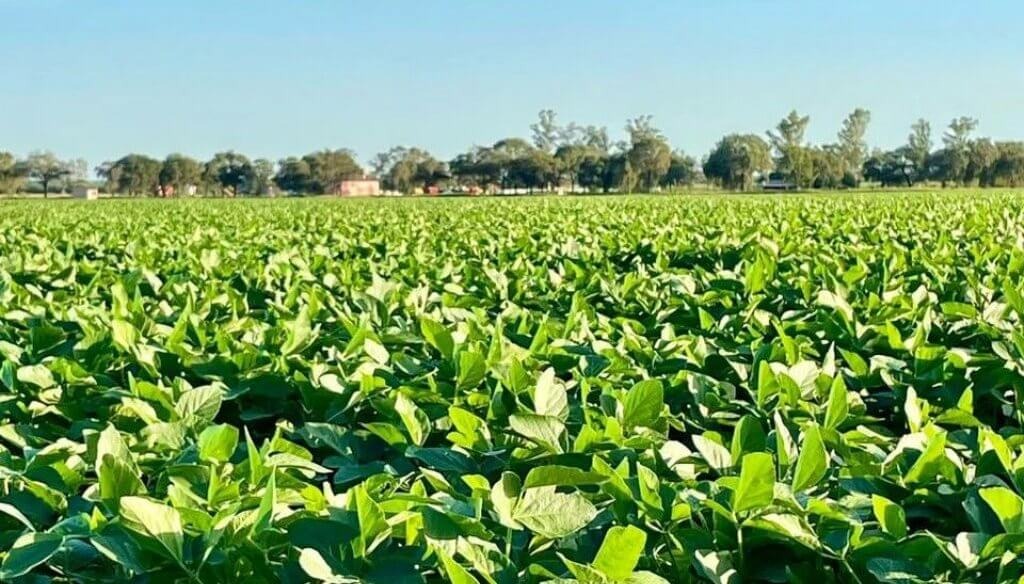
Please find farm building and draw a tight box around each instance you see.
[338,178,381,197]
[72,186,100,200]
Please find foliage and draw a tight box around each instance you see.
[703,134,772,190]
[6,193,1024,581]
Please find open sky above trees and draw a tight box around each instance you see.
[1,0,1023,166]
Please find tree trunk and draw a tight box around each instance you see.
[42,180,49,198]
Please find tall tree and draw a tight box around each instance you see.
[768,110,813,187]
[703,134,772,191]
[941,116,979,186]
[906,119,932,182]
[530,109,561,153]
[0,152,26,193]
[628,135,671,192]
[376,147,446,193]
[661,151,700,188]
[836,108,871,182]
[274,157,313,194]
[250,159,276,195]
[302,149,362,194]
[22,152,70,198]
[204,151,254,197]
[159,154,202,196]
[109,154,162,196]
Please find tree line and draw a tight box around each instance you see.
[3,109,1024,196]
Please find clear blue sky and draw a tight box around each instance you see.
[2,0,1021,167]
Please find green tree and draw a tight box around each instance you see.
[863,148,916,187]
[0,152,27,193]
[940,116,979,186]
[966,138,997,186]
[703,134,772,191]
[274,157,313,194]
[377,147,447,193]
[661,151,699,189]
[302,149,362,194]
[768,110,813,187]
[836,108,871,182]
[159,154,202,196]
[810,146,846,189]
[555,144,591,191]
[250,159,276,195]
[204,151,254,197]
[990,142,1024,186]
[530,109,561,153]
[22,151,70,198]
[906,119,932,182]
[110,154,162,196]
[628,135,671,192]
[623,116,671,192]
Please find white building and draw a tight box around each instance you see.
[72,186,100,200]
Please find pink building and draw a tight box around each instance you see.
[339,178,381,196]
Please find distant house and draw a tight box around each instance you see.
[72,186,100,200]
[338,178,381,197]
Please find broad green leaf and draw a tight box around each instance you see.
[394,393,430,446]
[420,317,455,359]
[509,413,564,452]
[593,525,647,580]
[175,385,223,430]
[872,494,907,539]
[512,489,597,539]
[523,465,606,488]
[823,376,849,430]
[198,424,239,463]
[119,496,185,563]
[979,487,1024,534]
[732,452,775,514]
[792,424,828,492]
[0,533,65,580]
[621,379,663,430]
[534,368,568,419]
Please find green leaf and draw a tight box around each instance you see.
[693,433,733,473]
[353,486,390,557]
[694,549,740,584]
[198,424,239,463]
[791,424,828,492]
[119,496,185,563]
[872,494,907,539]
[16,364,55,389]
[512,488,597,539]
[490,472,522,529]
[111,319,139,351]
[509,413,564,452]
[594,525,647,580]
[621,379,663,430]
[523,465,606,489]
[281,307,312,355]
[903,431,947,485]
[438,550,482,584]
[420,317,455,360]
[0,533,64,579]
[732,452,775,514]
[299,548,360,583]
[457,351,486,391]
[175,385,223,430]
[251,469,276,536]
[979,486,1024,534]
[533,368,568,419]
[823,376,849,430]
[394,393,430,446]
